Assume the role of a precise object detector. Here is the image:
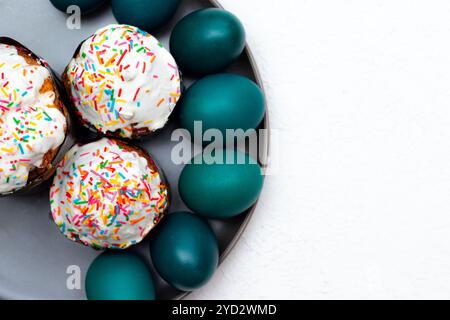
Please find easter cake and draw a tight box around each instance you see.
[0,40,68,195]
[49,137,169,249]
[63,24,181,139]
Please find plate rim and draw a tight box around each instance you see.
[177,0,270,300]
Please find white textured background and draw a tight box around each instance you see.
[192,0,450,299]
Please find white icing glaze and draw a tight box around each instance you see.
[50,138,169,249]
[66,24,181,138]
[0,44,66,194]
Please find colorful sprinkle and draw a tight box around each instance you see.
[49,138,168,249]
[0,43,66,194]
[66,24,181,138]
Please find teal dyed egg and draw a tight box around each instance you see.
[86,252,156,300]
[179,73,265,141]
[179,150,264,219]
[170,8,246,75]
[49,0,107,14]
[150,212,219,291]
[112,0,181,31]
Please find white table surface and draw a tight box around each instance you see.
[192,0,450,299]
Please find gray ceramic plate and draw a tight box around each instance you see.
[0,0,268,300]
